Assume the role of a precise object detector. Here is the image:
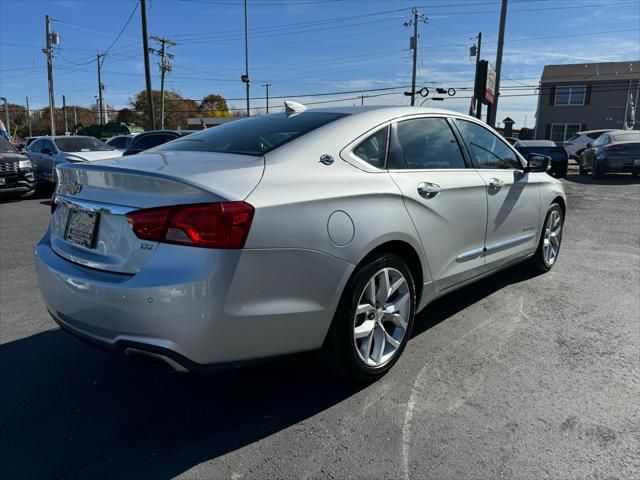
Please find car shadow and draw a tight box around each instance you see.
[563,173,640,185]
[0,263,541,479]
[412,262,541,337]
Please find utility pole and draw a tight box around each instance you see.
[150,36,175,129]
[242,0,250,116]
[487,0,508,127]
[43,15,57,135]
[361,93,364,106]
[73,106,78,132]
[140,0,156,129]
[26,97,32,137]
[96,53,106,125]
[262,82,271,113]
[62,95,68,134]
[473,32,483,120]
[405,8,427,106]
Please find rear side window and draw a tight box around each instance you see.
[108,137,129,149]
[455,119,521,170]
[388,118,466,170]
[587,131,606,139]
[30,139,43,153]
[353,127,388,169]
[592,135,609,147]
[154,112,349,156]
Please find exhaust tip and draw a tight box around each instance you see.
[124,348,189,373]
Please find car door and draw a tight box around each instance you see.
[38,139,57,182]
[387,116,489,290]
[27,139,45,179]
[454,119,541,268]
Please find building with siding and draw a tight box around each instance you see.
[534,61,639,141]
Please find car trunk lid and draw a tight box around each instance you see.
[50,151,264,274]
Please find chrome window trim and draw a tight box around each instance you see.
[56,195,136,215]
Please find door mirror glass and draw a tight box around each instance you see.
[525,154,550,172]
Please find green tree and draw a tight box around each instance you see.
[198,94,229,117]
[115,108,140,126]
[130,89,198,130]
[518,127,533,140]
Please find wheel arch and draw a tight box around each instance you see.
[552,195,566,217]
[354,240,425,307]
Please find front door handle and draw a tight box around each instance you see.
[488,177,504,189]
[417,182,441,199]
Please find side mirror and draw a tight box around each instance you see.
[524,153,550,173]
[586,142,592,149]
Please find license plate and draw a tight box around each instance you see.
[0,178,5,185]
[64,209,98,249]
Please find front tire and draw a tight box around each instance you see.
[323,253,416,382]
[529,203,563,273]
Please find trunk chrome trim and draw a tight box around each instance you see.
[456,247,485,263]
[57,195,136,215]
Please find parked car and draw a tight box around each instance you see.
[579,130,640,178]
[122,130,195,156]
[26,135,122,184]
[24,136,42,152]
[36,106,565,382]
[504,136,519,145]
[0,136,36,198]
[513,140,569,177]
[563,129,613,159]
[105,134,137,151]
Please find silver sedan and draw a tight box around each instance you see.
[35,106,566,381]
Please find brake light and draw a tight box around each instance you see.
[126,202,254,249]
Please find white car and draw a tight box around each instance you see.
[563,130,613,159]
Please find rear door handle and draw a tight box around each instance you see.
[488,178,504,189]
[417,182,441,199]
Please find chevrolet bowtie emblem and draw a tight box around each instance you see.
[66,181,82,195]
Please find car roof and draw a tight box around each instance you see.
[578,129,613,134]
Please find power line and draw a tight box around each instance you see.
[103,0,140,56]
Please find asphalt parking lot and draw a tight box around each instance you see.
[1,174,639,480]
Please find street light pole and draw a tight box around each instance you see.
[474,32,483,120]
[262,82,271,113]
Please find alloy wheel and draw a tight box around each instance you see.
[543,210,562,266]
[353,267,410,367]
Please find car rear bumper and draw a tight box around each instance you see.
[35,229,353,367]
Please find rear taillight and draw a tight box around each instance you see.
[126,202,254,249]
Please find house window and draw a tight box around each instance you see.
[554,85,586,105]
[550,124,582,142]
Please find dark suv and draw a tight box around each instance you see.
[0,137,37,198]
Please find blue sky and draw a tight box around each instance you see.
[1,0,639,126]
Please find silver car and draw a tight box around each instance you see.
[35,106,566,381]
[27,135,122,184]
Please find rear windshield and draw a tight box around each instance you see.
[55,137,114,152]
[612,132,640,142]
[153,112,349,156]
[0,137,17,154]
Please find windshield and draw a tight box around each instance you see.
[612,132,640,142]
[153,112,349,156]
[0,137,17,154]
[54,137,113,152]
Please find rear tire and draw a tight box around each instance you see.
[528,203,563,273]
[322,253,416,382]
